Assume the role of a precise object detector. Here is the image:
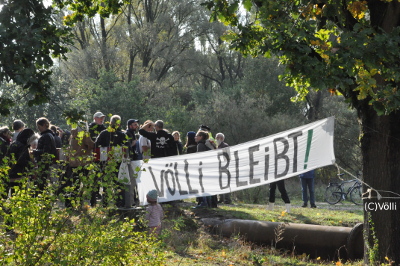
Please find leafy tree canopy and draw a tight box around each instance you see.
[0,0,128,116]
[53,0,127,25]
[203,0,400,115]
[0,0,72,115]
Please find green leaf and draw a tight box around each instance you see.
[372,101,386,116]
[242,0,253,11]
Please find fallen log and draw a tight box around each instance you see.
[201,218,363,260]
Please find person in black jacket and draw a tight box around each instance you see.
[33,117,57,193]
[95,115,127,150]
[195,131,210,152]
[0,126,12,163]
[50,125,62,148]
[8,129,35,178]
[95,115,127,207]
[194,130,218,208]
[3,128,34,232]
[7,129,37,194]
[125,118,140,207]
[138,120,177,158]
[184,131,197,154]
[89,111,107,142]
[172,131,183,155]
[215,132,231,204]
[88,112,107,205]
[12,120,25,142]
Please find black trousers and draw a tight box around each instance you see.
[269,180,290,204]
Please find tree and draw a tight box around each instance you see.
[119,0,210,82]
[194,21,246,88]
[0,0,71,115]
[204,0,400,263]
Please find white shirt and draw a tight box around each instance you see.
[138,135,151,159]
[12,131,20,142]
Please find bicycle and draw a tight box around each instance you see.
[325,173,363,205]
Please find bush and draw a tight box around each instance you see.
[0,154,165,265]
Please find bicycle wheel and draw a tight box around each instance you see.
[325,184,343,205]
[350,185,363,205]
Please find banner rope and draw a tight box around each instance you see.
[334,163,400,200]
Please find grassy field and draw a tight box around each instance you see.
[160,188,367,266]
[122,178,371,265]
[1,179,369,265]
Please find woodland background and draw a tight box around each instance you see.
[0,0,360,179]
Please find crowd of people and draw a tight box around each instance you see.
[0,112,231,210]
[1,113,321,236]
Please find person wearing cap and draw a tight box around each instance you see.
[125,119,140,206]
[95,115,127,207]
[12,120,25,142]
[184,131,197,154]
[88,112,106,206]
[145,189,164,236]
[89,111,106,142]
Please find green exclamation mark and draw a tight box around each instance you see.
[304,129,313,169]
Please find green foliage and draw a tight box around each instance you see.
[0,0,72,115]
[54,0,128,26]
[85,71,146,123]
[0,66,77,129]
[366,213,380,264]
[0,152,165,265]
[64,109,87,128]
[205,0,400,115]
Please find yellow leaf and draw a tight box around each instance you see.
[370,69,378,76]
[348,1,368,20]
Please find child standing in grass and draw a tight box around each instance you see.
[145,189,164,236]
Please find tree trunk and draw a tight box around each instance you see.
[100,17,110,72]
[359,104,400,264]
[128,50,136,82]
[361,2,400,263]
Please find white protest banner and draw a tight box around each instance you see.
[136,117,335,204]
